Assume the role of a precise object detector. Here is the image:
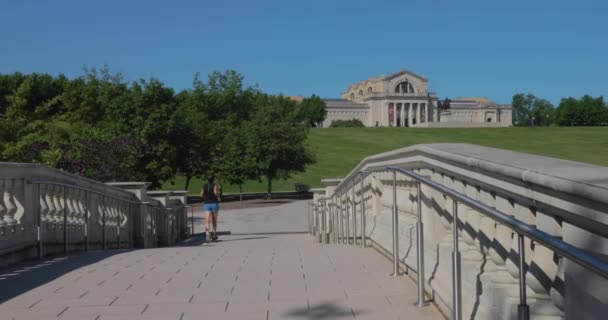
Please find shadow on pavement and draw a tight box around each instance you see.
[0,250,126,304]
[286,301,366,319]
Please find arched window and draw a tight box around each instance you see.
[350,93,355,100]
[367,87,373,94]
[358,90,363,96]
[395,81,414,94]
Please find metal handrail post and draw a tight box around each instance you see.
[390,171,400,277]
[191,206,195,236]
[322,204,327,244]
[346,195,350,245]
[340,198,345,244]
[351,184,356,245]
[518,233,530,320]
[129,203,134,249]
[334,204,338,244]
[319,204,323,243]
[37,184,42,260]
[102,197,107,250]
[452,200,462,320]
[84,191,89,252]
[416,182,429,306]
[63,186,68,254]
[360,173,366,248]
[313,205,317,238]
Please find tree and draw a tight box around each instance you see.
[511,93,554,126]
[202,70,259,121]
[169,89,211,190]
[554,95,608,126]
[209,121,258,201]
[247,94,315,198]
[297,94,327,127]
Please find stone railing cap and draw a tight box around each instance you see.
[147,190,174,196]
[321,179,343,186]
[106,182,151,189]
[171,191,188,196]
[310,188,326,194]
[336,143,608,205]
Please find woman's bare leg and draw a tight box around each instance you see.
[205,211,213,240]
[212,212,219,239]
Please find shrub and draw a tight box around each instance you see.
[329,119,365,128]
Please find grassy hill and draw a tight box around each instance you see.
[162,127,608,194]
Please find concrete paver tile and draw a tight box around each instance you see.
[0,200,444,320]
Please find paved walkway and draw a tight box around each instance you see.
[0,200,444,320]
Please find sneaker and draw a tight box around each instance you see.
[212,232,218,241]
[206,231,211,242]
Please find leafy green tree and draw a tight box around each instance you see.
[297,94,327,127]
[511,93,554,126]
[247,94,315,198]
[210,121,258,201]
[554,95,608,126]
[169,89,212,190]
[202,70,259,121]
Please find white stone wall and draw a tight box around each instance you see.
[323,108,369,127]
[0,163,187,267]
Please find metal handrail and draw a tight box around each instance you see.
[387,166,608,280]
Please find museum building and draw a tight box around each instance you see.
[321,70,512,128]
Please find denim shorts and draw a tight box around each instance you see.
[203,203,219,213]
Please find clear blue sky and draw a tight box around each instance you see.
[1,0,607,104]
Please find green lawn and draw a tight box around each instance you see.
[162,127,608,194]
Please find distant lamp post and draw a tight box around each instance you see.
[531,116,535,127]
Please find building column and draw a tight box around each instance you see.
[408,103,413,127]
[421,103,426,123]
[415,103,420,126]
[399,103,405,127]
[395,103,400,127]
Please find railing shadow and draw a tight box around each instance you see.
[0,250,127,304]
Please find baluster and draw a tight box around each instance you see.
[76,190,86,225]
[40,185,49,223]
[101,197,107,250]
[12,179,25,226]
[46,186,56,226]
[52,186,63,226]
[527,210,563,319]
[98,195,105,228]
[461,183,482,260]
[549,257,565,318]
[3,180,17,225]
[477,195,520,319]
[66,189,75,226]
[506,204,535,278]
[121,202,127,227]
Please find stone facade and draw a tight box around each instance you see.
[322,70,513,128]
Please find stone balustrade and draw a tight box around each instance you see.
[312,143,608,319]
[0,163,188,268]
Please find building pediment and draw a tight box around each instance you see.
[383,69,427,82]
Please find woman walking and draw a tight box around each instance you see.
[201,175,221,241]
